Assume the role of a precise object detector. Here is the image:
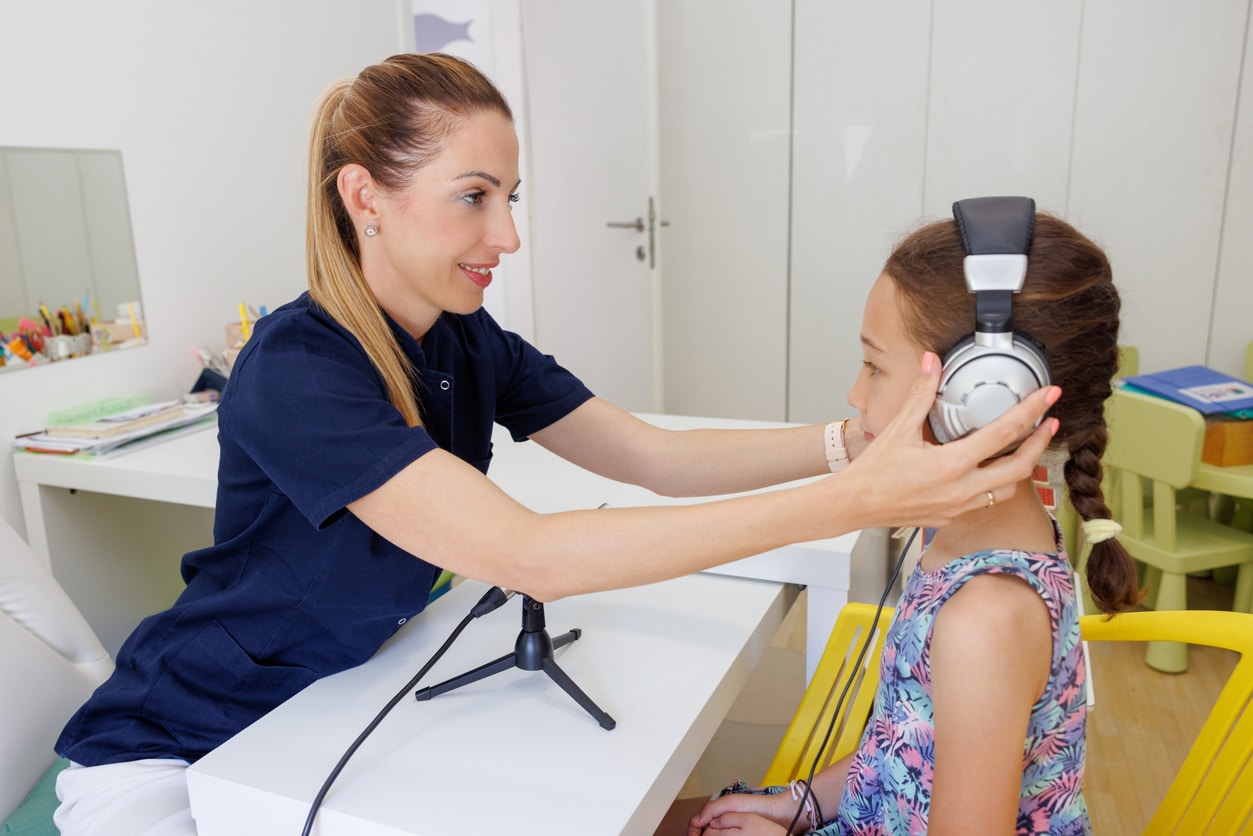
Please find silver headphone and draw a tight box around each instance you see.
[928,196,1052,445]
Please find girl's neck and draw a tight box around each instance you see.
[919,477,1057,572]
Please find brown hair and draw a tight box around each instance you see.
[306,53,512,426]
[885,212,1141,614]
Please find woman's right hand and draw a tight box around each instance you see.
[837,351,1060,530]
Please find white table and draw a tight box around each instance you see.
[187,574,791,836]
[14,413,854,677]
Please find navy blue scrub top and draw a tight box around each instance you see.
[57,293,594,766]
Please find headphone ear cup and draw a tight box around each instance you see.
[929,335,1051,444]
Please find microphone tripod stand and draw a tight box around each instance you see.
[414,595,616,730]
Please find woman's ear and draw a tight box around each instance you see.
[337,164,378,226]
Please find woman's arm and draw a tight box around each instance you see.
[529,396,836,498]
[927,574,1053,835]
[348,353,1059,601]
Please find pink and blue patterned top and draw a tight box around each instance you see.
[828,526,1090,835]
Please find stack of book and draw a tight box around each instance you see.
[14,399,218,456]
[1120,366,1253,466]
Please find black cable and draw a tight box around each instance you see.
[784,527,919,835]
[299,586,515,836]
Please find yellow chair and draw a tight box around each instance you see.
[1082,609,1253,833]
[1104,388,1253,672]
[764,604,1253,834]
[762,602,889,785]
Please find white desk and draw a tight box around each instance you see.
[14,413,854,677]
[187,574,790,836]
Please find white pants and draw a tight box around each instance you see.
[55,759,197,836]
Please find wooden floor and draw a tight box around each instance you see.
[681,575,1243,834]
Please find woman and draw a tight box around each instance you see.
[53,54,1056,835]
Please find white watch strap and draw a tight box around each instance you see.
[825,419,849,472]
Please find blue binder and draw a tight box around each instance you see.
[1121,365,1253,419]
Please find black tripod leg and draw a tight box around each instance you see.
[540,657,616,730]
[550,627,582,651]
[414,651,517,701]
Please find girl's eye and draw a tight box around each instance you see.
[862,361,880,377]
[508,192,521,204]
[462,190,486,206]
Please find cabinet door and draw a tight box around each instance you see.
[657,0,792,421]
[521,0,661,412]
[788,0,932,425]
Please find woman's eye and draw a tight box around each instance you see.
[509,192,521,204]
[461,190,486,205]
[862,361,880,377]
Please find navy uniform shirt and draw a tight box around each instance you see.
[56,293,594,766]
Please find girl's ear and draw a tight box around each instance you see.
[337,164,378,225]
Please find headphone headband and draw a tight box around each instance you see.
[953,196,1036,335]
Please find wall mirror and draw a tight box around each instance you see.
[0,146,145,372]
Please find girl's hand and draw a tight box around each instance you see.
[839,351,1059,529]
[694,811,789,835]
[687,791,795,835]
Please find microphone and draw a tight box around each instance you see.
[470,586,516,618]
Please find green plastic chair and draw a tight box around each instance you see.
[1102,388,1253,672]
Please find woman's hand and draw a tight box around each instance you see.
[839,351,1059,529]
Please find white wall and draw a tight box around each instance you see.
[0,0,412,538]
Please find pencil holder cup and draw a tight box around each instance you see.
[47,333,93,362]
[225,322,248,349]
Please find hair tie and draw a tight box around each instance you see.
[1083,518,1122,544]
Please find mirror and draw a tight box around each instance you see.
[0,146,145,371]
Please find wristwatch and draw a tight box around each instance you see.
[825,419,849,473]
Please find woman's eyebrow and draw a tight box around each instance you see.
[860,334,885,353]
[455,170,500,187]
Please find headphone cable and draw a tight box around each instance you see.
[784,526,918,835]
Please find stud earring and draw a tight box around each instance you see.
[364,223,378,238]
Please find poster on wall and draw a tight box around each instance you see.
[411,0,495,77]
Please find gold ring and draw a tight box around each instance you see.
[986,491,997,509]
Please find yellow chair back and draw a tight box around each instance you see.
[761,602,889,785]
[1081,609,1253,834]
[763,604,1253,834]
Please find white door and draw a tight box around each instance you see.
[519,0,661,412]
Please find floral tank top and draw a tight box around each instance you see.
[828,527,1090,835]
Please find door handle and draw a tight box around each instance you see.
[606,217,645,233]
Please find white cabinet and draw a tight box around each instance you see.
[521,3,1253,423]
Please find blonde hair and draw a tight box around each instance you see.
[305,54,512,426]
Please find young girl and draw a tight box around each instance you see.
[671,209,1140,835]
